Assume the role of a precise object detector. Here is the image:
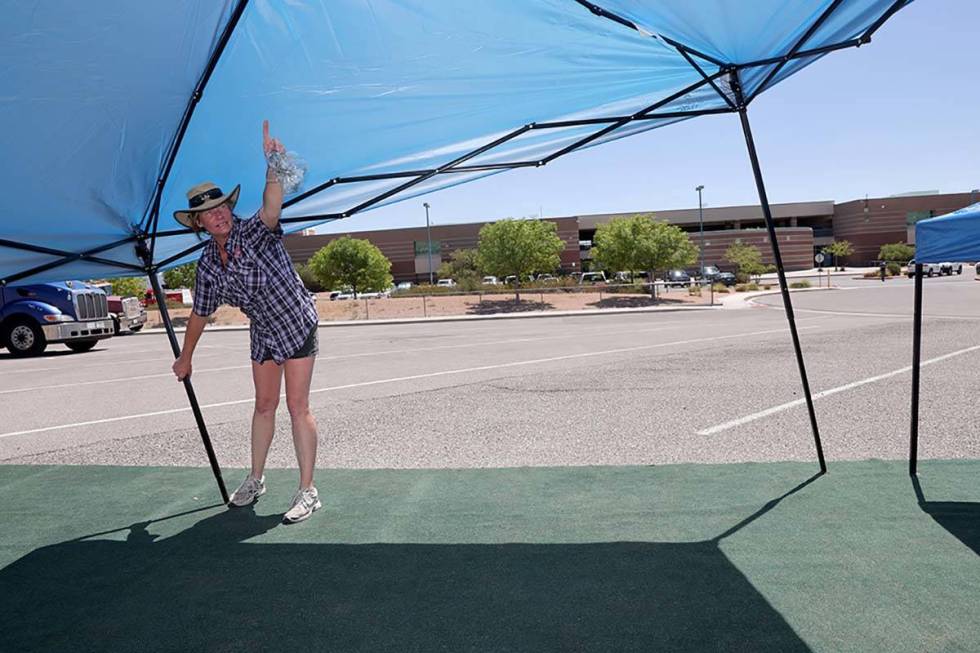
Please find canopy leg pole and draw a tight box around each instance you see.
[147,268,229,503]
[909,263,923,476]
[737,106,827,474]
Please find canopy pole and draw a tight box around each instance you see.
[735,101,827,474]
[909,263,923,475]
[140,242,228,503]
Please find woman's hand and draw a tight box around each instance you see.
[172,355,192,382]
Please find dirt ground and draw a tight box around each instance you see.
[145,287,715,328]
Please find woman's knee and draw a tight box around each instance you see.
[285,395,311,419]
[254,395,280,416]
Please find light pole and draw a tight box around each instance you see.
[695,185,705,277]
[423,202,433,285]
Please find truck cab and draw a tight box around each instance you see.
[0,281,114,356]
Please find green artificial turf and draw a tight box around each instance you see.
[0,460,976,652]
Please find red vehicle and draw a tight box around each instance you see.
[94,284,148,334]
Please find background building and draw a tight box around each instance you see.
[284,191,977,282]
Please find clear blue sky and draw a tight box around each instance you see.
[318,0,979,234]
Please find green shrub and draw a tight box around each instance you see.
[789,280,812,289]
[295,264,325,292]
[734,284,747,292]
[745,282,760,291]
[687,285,702,296]
[711,283,729,294]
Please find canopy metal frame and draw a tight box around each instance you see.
[0,0,911,498]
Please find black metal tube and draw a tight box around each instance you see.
[909,263,923,476]
[144,0,251,260]
[147,268,229,503]
[748,0,845,103]
[738,106,826,474]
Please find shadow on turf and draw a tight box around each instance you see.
[0,477,822,652]
[912,476,980,556]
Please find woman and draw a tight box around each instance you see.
[171,121,321,524]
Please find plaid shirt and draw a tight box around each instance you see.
[192,212,318,364]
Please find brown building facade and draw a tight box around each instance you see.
[833,192,978,265]
[283,192,976,281]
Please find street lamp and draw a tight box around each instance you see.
[695,185,705,277]
[423,202,433,285]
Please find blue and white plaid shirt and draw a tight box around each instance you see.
[192,212,318,364]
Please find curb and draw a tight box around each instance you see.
[133,302,721,335]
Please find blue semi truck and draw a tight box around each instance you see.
[0,281,114,357]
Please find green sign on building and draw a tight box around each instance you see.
[414,240,441,256]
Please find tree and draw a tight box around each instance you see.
[724,240,769,283]
[437,248,482,291]
[477,218,564,302]
[294,263,325,292]
[308,236,392,297]
[592,215,698,297]
[109,276,147,298]
[878,242,915,276]
[163,262,197,290]
[822,240,855,271]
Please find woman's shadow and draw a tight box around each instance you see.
[912,475,980,556]
[0,480,822,652]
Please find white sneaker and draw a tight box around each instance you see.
[283,486,321,524]
[228,474,266,507]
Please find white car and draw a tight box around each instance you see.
[396,281,413,291]
[482,276,499,285]
[436,278,456,287]
[579,271,607,284]
[536,274,558,283]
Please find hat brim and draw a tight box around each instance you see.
[173,184,240,229]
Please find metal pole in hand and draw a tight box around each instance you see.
[146,265,228,503]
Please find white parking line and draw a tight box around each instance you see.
[697,343,980,435]
[0,325,814,440]
[0,324,682,395]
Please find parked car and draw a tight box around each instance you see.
[664,269,691,287]
[0,281,113,356]
[579,271,607,284]
[436,278,456,288]
[713,271,737,286]
[395,281,413,291]
[482,276,499,285]
[906,259,944,277]
[700,265,721,281]
[940,262,963,275]
[503,275,535,285]
[536,274,558,283]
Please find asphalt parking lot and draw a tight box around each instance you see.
[1,273,978,471]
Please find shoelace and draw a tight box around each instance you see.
[293,489,316,509]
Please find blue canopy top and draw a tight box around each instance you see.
[914,202,980,263]
[0,0,910,284]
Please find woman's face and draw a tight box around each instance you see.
[197,204,232,238]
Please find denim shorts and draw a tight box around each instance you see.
[263,323,318,362]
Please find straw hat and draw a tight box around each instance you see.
[173,181,240,228]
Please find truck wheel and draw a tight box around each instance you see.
[111,316,121,336]
[130,324,143,332]
[3,318,47,357]
[66,340,98,353]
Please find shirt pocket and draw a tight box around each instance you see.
[228,256,266,311]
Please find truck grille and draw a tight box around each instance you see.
[74,291,109,320]
[122,296,141,318]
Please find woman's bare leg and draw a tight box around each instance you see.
[284,354,318,489]
[250,360,283,479]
